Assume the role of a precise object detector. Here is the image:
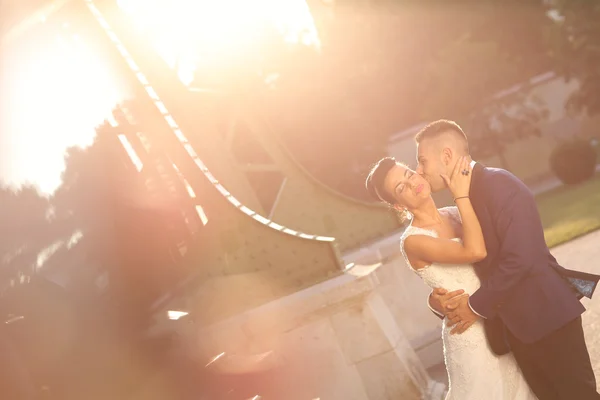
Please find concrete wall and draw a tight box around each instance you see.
[343,232,445,370]
[150,255,443,399]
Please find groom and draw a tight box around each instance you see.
[415,120,600,399]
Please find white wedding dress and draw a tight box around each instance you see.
[400,208,537,400]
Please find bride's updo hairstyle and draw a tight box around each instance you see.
[365,157,412,221]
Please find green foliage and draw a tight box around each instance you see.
[548,0,600,115]
[550,139,597,184]
[269,1,557,196]
[467,91,549,163]
[0,184,52,285]
[0,127,118,292]
[187,0,600,197]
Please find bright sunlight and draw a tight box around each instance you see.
[117,0,321,85]
[1,0,320,194]
[1,23,123,195]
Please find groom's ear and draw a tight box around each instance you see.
[441,147,453,166]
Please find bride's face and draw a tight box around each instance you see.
[383,164,431,210]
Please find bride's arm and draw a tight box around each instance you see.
[404,157,486,267]
[404,217,486,266]
[404,199,486,265]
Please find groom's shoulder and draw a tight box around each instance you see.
[482,166,532,193]
[484,166,516,179]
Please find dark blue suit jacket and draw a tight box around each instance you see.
[468,163,598,346]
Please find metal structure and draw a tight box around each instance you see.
[0,3,417,398]
[4,0,402,323]
[74,0,345,323]
[85,0,402,253]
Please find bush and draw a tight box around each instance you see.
[550,139,597,185]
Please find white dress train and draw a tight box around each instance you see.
[400,209,537,400]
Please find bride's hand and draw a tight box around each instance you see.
[441,156,472,199]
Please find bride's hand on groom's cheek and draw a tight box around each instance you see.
[446,295,480,335]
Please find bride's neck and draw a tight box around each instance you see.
[411,198,442,227]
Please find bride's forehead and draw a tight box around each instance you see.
[385,164,410,185]
[387,165,403,177]
[394,164,414,176]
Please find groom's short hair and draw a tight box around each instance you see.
[415,120,469,153]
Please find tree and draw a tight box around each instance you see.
[0,184,55,288]
[0,114,197,398]
[419,34,549,169]
[265,0,555,196]
[255,3,451,198]
[467,93,548,169]
[549,0,600,116]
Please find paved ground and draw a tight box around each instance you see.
[552,229,600,389]
[428,229,600,391]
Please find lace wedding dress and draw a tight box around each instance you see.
[400,208,537,400]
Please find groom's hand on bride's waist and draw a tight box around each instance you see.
[429,288,467,316]
[446,295,480,335]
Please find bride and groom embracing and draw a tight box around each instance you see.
[366,120,600,400]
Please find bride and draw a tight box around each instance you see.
[366,156,537,399]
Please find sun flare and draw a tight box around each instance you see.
[117,0,321,85]
[1,0,320,194]
[1,25,123,195]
